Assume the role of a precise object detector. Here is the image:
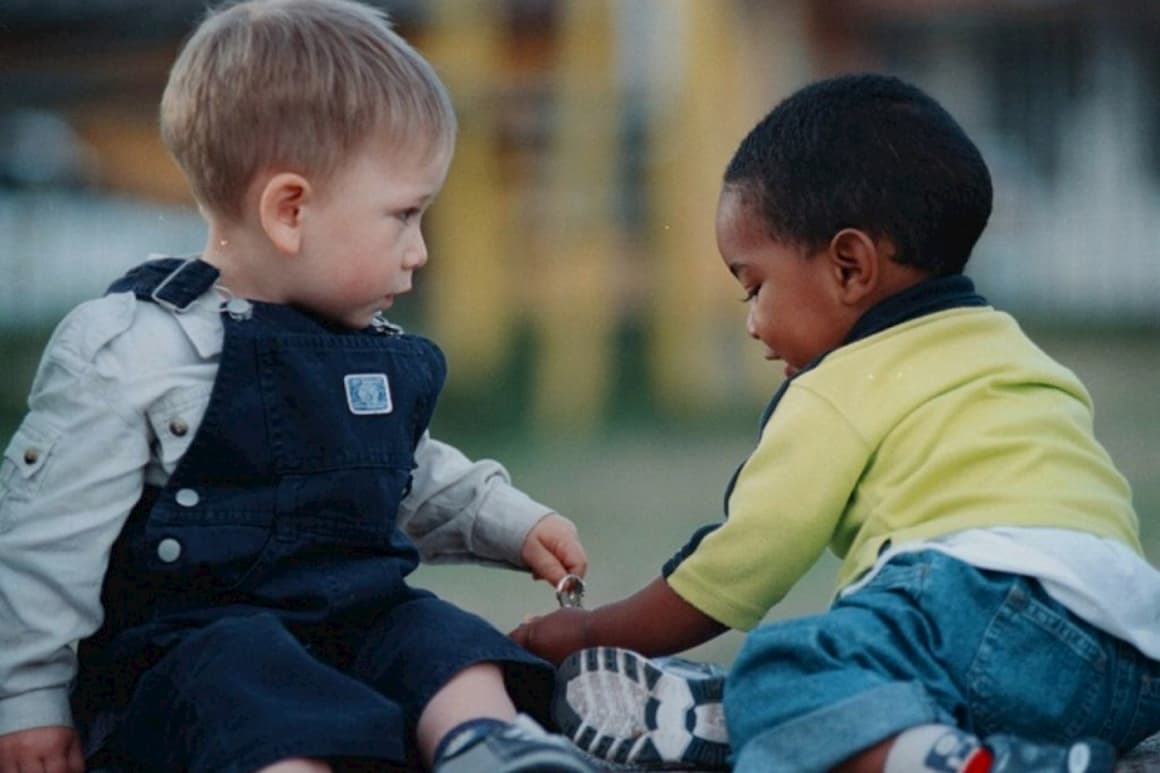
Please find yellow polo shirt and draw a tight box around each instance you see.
[667,306,1140,631]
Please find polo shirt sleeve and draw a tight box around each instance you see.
[665,384,871,630]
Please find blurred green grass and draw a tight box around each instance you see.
[1,326,1157,667]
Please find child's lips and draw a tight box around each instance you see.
[763,349,798,378]
[381,286,410,307]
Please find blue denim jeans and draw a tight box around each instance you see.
[726,550,1160,773]
[95,596,552,773]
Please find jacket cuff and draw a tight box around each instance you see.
[470,485,554,566]
[0,686,74,736]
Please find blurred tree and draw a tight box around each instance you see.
[526,0,619,431]
[646,0,756,414]
[423,2,516,385]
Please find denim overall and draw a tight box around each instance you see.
[77,259,550,773]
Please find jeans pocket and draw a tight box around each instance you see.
[858,557,930,599]
[966,579,1106,741]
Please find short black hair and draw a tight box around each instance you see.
[724,73,992,275]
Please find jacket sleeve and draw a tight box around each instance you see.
[0,299,150,735]
[398,433,553,567]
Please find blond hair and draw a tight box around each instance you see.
[161,0,456,219]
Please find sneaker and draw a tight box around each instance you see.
[552,646,729,770]
[434,714,598,773]
[983,735,1116,773]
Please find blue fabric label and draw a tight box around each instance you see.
[344,373,393,415]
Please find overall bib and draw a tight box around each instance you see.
[77,259,550,773]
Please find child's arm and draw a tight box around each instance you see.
[511,576,728,665]
[0,296,152,750]
[399,433,586,582]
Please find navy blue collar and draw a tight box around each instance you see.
[841,273,987,347]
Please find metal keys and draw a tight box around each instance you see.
[555,573,586,609]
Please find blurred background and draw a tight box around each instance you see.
[1,0,1157,666]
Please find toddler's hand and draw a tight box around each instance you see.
[0,725,84,773]
[510,606,592,665]
[520,513,588,585]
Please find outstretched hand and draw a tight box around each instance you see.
[0,726,85,773]
[520,513,588,585]
[510,606,593,666]
[511,577,730,667]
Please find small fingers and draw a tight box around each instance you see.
[66,735,85,773]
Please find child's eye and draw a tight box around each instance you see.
[739,285,759,302]
[397,208,421,224]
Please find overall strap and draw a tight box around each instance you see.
[106,257,221,313]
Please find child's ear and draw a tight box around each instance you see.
[257,172,312,255]
[828,228,885,305]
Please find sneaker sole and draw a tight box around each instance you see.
[552,647,729,770]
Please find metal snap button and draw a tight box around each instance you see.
[169,418,189,437]
[175,488,199,507]
[157,538,182,563]
[225,297,253,320]
[22,448,40,465]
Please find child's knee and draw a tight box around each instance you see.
[252,758,332,773]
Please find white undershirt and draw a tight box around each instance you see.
[841,527,1160,659]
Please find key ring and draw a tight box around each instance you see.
[555,573,585,608]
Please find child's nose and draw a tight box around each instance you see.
[404,237,428,270]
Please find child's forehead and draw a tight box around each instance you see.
[717,183,822,256]
[328,131,454,188]
[294,131,445,190]
[717,186,769,237]
[718,180,765,217]
[363,125,455,167]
